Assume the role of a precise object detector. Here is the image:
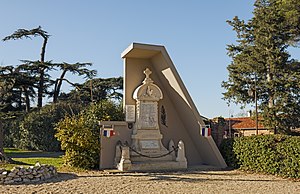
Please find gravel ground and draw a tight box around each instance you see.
[0,170,299,194]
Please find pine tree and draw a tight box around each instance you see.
[52,62,96,103]
[222,0,300,133]
[3,26,50,107]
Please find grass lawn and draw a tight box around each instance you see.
[0,148,64,170]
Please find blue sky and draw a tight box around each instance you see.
[0,0,263,118]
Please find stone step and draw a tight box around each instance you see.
[130,154,173,162]
[129,161,187,171]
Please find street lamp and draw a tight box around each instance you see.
[248,77,259,135]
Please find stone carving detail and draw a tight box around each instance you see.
[140,140,160,149]
[133,68,163,130]
[139,102,158,129]
[131,68,167,156]
[133,68,163,102]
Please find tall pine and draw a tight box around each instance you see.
[222,0,300,133]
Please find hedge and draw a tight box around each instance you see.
[220,135,300,178]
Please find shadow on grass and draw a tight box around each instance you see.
[0,158,31,167]
[10,160,31,165]
[7,152,64,158]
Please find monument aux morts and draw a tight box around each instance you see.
[99,43,227,171]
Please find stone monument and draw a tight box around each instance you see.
[116,67,187,171]
[99,43,227,171]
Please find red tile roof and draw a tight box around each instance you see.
[225,117,265,129]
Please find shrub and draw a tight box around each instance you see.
[19,102,82,151]
[3,113,25,148]
[219,138,240,169]
[55,115,100,169]
[220,135,300,178]
[55,100,124,169]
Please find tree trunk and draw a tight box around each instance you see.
[24,87,30,112]
[37,35,48,108]
[17,89,22,111]
[37,68,44,107]
[267,64,277,134]
[0,120,4,154]
[40,35,47,63]
[53,70,67,103]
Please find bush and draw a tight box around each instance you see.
[220,135,300,178]
[55,100,124,169]
[3,113,25,148]
[19,102,82,151]
[55,115,100,169]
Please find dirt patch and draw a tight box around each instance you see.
[0,170,299,194]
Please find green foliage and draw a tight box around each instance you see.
[55,115,99,169]
[55,100,124,169]
[52,62,97,103]
[3,113,25,147]
[18,102,82,151]
[222,0,300,133]
[220,135,300,178]
[1,26,97,156]
[59,77,123,104]
[2,26,96,108]
[0,65,36,112]
[2,26,49,41]
[219,138,240,169]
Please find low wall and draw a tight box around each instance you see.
[0,162,57,184]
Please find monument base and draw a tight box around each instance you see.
[130,150,173,162]
[116,140,188,172]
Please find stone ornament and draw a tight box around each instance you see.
[176,140,187,163]
[133,68,163,130]
[133,68,163,102]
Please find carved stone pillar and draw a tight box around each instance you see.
[131,68,171,161]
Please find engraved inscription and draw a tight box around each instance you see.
[140,140,160,149]
[125,105,135,122]
[139,102,158,129]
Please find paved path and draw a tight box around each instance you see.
[0,170,299,194]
